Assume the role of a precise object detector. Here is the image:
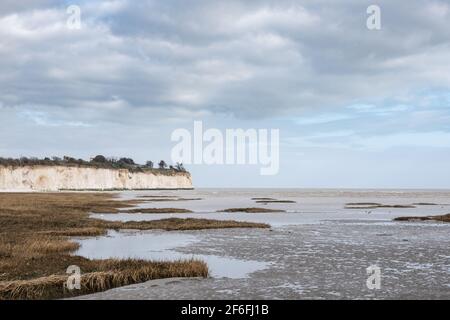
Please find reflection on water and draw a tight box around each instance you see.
[74,230,269,279]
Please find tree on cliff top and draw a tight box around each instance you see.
[63,156,77,163]
[175,162,186,172]
[118,157,135,165]
[158,160,167,169]
[92,155,107,163]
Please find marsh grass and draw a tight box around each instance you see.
[255,200,296,204]
[137,196,203,201]
[393,213,450,222]
[345,203,416,209]
[218,208,285,213]
[129,218,270,230]
[0,258,207,300]
[0,193,267,299]
[122,208,194,214]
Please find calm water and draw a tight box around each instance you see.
[75,189,450,299]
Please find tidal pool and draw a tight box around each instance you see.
[74,230,269,279]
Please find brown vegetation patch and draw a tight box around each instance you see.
[393,213,450,223]
[345,203,416,209]
[346,202,382,206]
[138,195,178,198]
[124,218,270,230]
[138,195,202,201]
[255,200,296,204]
[39,227,106,237]
[0,258,207,300]
[218,207,285,213]
[122,208,194,214]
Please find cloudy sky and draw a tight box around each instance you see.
[1,0,450,188]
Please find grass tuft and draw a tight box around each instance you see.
[218,207,285,213]
[0,259,208,300]
[345,203,416,209]
[393,213,450,223]
[121,208,194,214]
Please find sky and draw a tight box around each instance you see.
[1,0,450,188]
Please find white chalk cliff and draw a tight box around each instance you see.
[0,165,192,191]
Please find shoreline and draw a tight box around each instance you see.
[0,188,195,193]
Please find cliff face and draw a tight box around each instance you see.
[0,165,192,191]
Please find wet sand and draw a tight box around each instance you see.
[74,189,450,299]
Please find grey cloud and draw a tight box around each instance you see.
[2,0,450,121]
[0,0,60,16]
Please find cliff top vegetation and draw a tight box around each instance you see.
[0,155,188,174]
